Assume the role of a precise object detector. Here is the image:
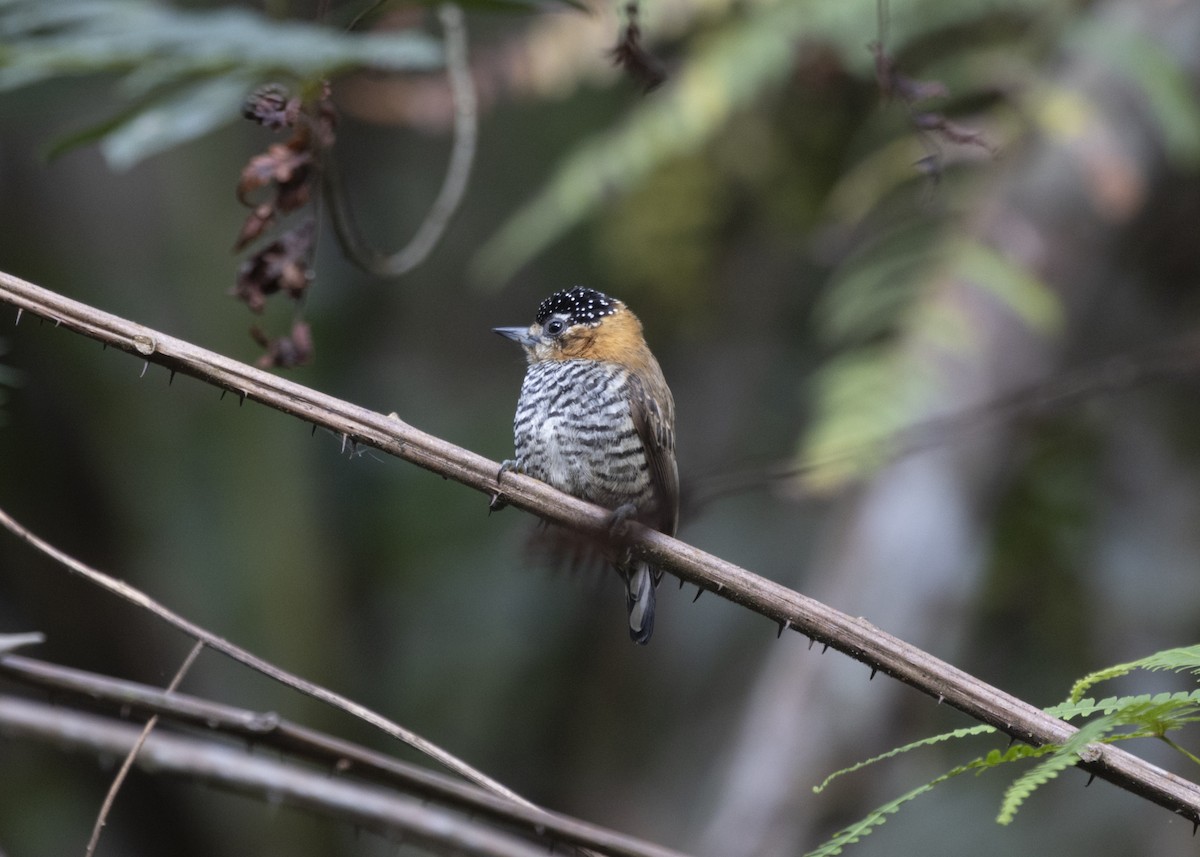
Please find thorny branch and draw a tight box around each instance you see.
[2,266,1200,827]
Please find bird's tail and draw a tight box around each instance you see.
[625,561,659,645]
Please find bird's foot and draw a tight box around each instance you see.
[607,503,638,537]
[496,459,521,481]
[490,459,521,513]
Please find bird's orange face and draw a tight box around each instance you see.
[505,307,647,366]
[494,287,656,372]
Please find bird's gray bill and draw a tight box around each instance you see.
[493,326,536,346]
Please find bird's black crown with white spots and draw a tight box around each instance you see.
[535,287,620,326]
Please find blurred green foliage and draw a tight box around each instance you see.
[3,0,1200,855]
[0,0,442,167]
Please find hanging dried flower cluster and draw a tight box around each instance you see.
[233,82,336,367]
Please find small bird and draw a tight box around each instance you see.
[495,287,679,644]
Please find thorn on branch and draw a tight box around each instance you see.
[1085,773,1095,787]
[139,361,149,379]
[869,667,878,680]
[168,370,176,385]
[488,492,509,515]
[692,586,704,603]
[776,620,790,639]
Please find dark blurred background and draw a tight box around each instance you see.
[3,0,1200,854]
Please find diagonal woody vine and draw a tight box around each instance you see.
[2,267,1200,828]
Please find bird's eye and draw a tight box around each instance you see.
[544,318,566,336]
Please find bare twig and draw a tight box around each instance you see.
[686,343,1200,511]
[0,654,690,857]
[326,3,477,276]
[0,696,551,857]
[0,502,526,806]
[86,640,204,857]
[1,266,1200,825]
[0,633,44,655]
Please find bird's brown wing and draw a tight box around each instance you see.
[627,370,679,537]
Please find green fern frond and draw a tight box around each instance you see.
[996,718,1111,825]
[812,650,1200,851]
[1107,699,1200,740]
[814,724,997,793]
[805,778,945,857]
[1068,644,1200,702]
[472,0,815,287]
[995,748,1078,825]
[1050,689,1200,721]
[993,695,1200,826]
[473,0,1051,286]
[809,741,1053,856]
[797,232,1065,491]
